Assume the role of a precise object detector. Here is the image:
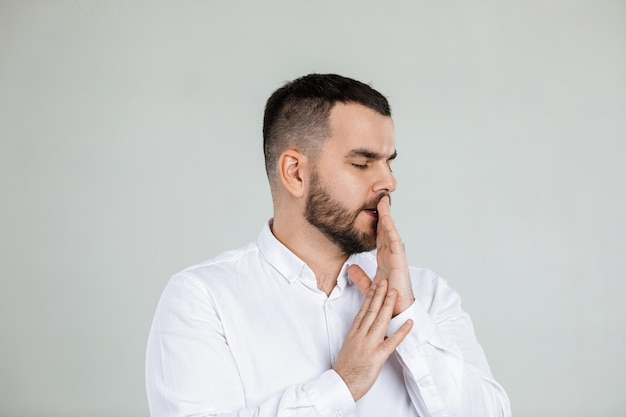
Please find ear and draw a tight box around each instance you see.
[278,149,308,199]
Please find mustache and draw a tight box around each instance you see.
[362,192,391,211]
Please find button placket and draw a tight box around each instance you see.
[324,299,340,363]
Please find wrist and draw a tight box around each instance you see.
[392,295,415,317]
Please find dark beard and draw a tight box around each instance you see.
[304,171,383,254]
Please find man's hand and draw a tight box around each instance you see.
[333,279,414,401]
[349,195,415,316]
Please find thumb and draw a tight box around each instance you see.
[347,264,372,295]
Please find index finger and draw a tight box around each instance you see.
[376,196,403,254]
[377,195,391,218]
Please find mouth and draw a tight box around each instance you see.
[363,208,378,219]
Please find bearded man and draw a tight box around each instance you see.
[146,73,511,417]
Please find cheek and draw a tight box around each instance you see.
[328,176,368,208]
[316,161,370,207]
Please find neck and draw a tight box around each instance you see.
[271,214,349,297]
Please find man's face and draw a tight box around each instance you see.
[304,103,397,254]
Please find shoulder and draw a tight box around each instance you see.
[154,242,264,319]
[408,265,446,287]
[408,266,464,315]
[169,241,261,291]
[354,252,450,286]
[353,252,446,288]
[354,252,460,312]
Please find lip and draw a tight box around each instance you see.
[363,208,378,219]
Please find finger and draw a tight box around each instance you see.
[376,195,395,232]
[376,197,398,241]
[378,194,391,215]
[377,212,403,251]
[352,282,378,327]
[347,264,372,295]
[380,319,414,353]
[359,280,389,330]
[367,287,398,335]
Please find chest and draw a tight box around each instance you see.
[210,278,415,416]
[218,282,358,395]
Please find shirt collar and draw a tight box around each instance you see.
[257,220,356,290]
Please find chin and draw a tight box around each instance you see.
[358,230,378,252]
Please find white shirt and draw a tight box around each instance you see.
[146,223,511,417]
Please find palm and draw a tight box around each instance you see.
[349,196,414,316]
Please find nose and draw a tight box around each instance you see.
[373,163,397,194]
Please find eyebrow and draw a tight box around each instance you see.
[345,148,398,161]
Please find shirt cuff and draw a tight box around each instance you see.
[302,369,356,417]
[388,300,436,350]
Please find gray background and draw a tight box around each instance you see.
[1,1,625,416]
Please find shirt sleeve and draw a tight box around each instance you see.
[387,270,511,417]
[145,274,356,417]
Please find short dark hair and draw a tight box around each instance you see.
[262,73,391,183]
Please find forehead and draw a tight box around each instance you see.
[322,102,395,157]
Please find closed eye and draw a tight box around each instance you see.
[352,163,368,170]
[346,148,397,172]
